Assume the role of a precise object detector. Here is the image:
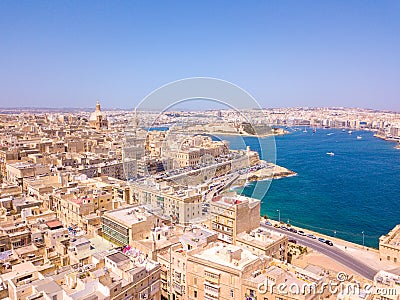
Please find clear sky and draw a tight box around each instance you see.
[0,1,399,110]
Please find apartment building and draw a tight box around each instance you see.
[242,265,325,300]
[379,224,400,265]
[207,194,261,244]
[236,227,288,261]
[101,205,159,246]
[131,181,203,225]
[186,243,268,300]
[6,162,49,186]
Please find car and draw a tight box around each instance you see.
[297,230,306,236]
[307,234,316,239]
[280,226,288,231]
[289,228,297,233]
[265,221,272,226]
[325,240,334,246]
[288,239,297,244]
[318,237,326,243]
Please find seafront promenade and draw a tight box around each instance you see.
[262,218,400,279]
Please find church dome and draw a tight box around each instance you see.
[89,101,107,122]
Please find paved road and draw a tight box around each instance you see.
[260,223,378,280]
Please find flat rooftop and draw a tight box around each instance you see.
[236,227,286,247]
[106,252,130,264]
[103,206,151,226]
[211,194,260,208]
[193,243,260,271]
[380,224,400,248]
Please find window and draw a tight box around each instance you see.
[230,289,234,298]
[194,277,197,285]
[194,290,198,298]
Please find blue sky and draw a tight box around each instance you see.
[0,1,399,110]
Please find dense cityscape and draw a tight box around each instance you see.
[0,103,399,300]
[2,1,400,299]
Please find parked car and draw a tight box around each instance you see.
[265,221,272,226]
[318,237,326,243]
[289,228,297,233]
[325,240,334,246]
[280,226,289,231]
[297,230,306,236]
[307,234,316,239]
[288,239,297,244]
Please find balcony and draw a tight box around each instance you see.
[204,281,220,299]
[204,270,221,285]
[173,282,183,295]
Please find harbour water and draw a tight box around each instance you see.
[222,128,400,248]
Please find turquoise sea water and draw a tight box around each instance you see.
[222,128,400,248]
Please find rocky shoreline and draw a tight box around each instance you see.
[234,163,297,186]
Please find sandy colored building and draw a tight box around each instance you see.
[101,205,160,246]
[5,162,49,186]
[89,101,109,130]
[131,181,203,225]
[379,224,400,264]
[373,270,400,300]
[186,242,268,300]
[242,264,325,300]
[236,227,288,261]
[206,194,261,244]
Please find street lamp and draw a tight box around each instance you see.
[277,209,280,222]
[362,231,365,247]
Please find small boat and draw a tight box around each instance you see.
[326,152,335,156]
[342,129,346,132]
[348,130,353,134]
[357,136,362,140]
[327,133,334,136]
[303,128,308,133]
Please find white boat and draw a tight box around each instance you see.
[357,136,362,140]
[327,133,334,136]
[348,130,353,134]
[326,152,335,156]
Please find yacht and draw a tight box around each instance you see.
[326,152,335,156]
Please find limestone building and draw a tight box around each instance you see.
[89,101,108,130]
